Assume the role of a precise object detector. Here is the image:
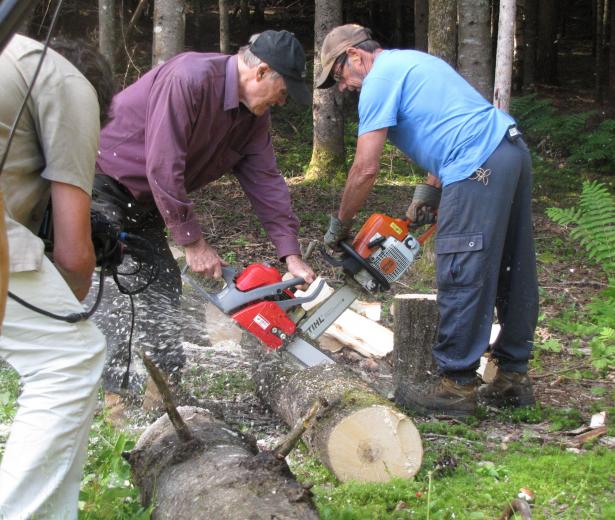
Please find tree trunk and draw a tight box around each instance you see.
[595,0,606,102]
[99,0,116,72]
[126,406,319,519]
[252,0,265,27]
[458,0,492,99]
[493,0,516,111]
[392,0,404,46]
[239,0,250,39]
[512,0,525,93]
[305,0,345,181]
[392,295,439,407]
[152,0,186,66]
[219,0,230,54]
[522,0,537,91]
[608,0,615,105]
[414,0,429,50]
[253,355,423,483]
[536,0,557,84]
[0,193,8,330]
[428,0,457,66]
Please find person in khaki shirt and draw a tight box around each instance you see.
[0,35,113,519]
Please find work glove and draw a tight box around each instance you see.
[406,183,441,226]
[324,215,353,252]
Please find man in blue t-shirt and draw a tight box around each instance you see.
[317,24,538,417]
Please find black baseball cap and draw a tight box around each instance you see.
[249,30,312,105]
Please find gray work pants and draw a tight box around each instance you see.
[433,137,538,381]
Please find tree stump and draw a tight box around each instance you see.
[392,294,439,406]
[125,406,318,519]
[253,356,423,482]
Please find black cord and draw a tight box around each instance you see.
[8,267,106,323]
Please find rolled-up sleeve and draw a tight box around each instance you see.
[145,75,201,245]
[233,115,301,259]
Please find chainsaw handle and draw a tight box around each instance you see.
[276,277,326,311]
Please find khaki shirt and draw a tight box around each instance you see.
[0,35,100,272]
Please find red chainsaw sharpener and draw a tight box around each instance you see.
[182,263,325,351]
[326,213,437,292]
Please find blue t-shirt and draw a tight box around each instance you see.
[358,50,515,186]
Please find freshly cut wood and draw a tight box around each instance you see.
[350,300,381,321]
[566,425,608,448]
[253,356,423,482]
[392,294,439,408]
[477,354,498,384]
[126,406,318,519]
[323,309,393,358]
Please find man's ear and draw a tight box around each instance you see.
[256,63,269,81]
[347,47,360,65]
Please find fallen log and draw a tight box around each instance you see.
[392,294,440,408]
[125,406,319,519]
[253,354,423,482]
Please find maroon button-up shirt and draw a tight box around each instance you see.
[96,53,300,258]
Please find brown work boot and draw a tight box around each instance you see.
[478,370,535,408]
[397,376,478,417]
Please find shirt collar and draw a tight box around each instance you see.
[224,54,240,111]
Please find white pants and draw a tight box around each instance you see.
[0,257,106,520]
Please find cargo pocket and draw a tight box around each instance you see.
[435,232,484,288]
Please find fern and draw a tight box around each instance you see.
[547,181,615,278]
[569,120,615,171]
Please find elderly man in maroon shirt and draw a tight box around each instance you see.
[92,30,315,391]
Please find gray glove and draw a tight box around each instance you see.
[406,183,441,226]
[324,215,353,251]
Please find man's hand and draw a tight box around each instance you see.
[285,254,315,285]
[185,237,228,279]
[324,215,353,252]
[406,183,442,226]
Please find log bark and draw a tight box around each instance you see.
[392,294,439,405]
[253,355,423,482]
[126,406,318,519]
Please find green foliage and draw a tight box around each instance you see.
[0,364,19,424]
[510,95,596,155]
[547,181,615,276]
[569,119,615,171]
[79,414,152,519]
[545,181,615,372]
[305,446,615,519]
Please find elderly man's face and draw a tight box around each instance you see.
[244,66,288,116]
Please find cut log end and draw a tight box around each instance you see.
[327,405,423,482]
